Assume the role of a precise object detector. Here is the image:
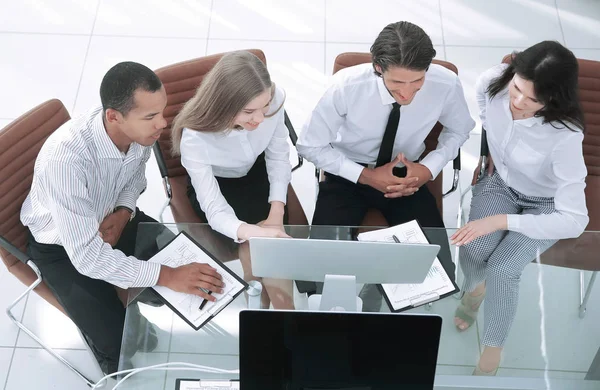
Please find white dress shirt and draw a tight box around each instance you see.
[476,64,589,239]
[296,63,475,183]
[180,86,291,240]
[20,107,160,289]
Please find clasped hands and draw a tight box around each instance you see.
[358,153,432,198]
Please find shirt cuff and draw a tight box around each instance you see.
[338,159,366,183]
[226,220,246,243]
[268,181,289,205]
[506,214,520,232]
[420,152,446,180]
[131,260,161,288]
[116,190,137,212]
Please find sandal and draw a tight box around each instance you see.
[454,291,485,332]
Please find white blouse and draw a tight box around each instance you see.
[180,86,291,240]
[475,64,589,239]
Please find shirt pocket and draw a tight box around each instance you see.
[508,139,546,176]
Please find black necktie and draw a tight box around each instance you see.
[375,102,401,167]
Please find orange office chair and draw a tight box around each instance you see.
[0,100,107,387]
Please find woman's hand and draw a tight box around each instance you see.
[262,200,286,232]
[237,223,290,241]
[450,214,507,246]
[472,155,495,185]
[258,218,285,233]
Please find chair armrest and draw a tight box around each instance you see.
[453,149,461,170]
[478,128,489,180]
[481,128,489,157]
[152,143,172,200]
[284,110,303,172]
[0,235,30,264]
[443,149,461,198]
[152,143,169,179]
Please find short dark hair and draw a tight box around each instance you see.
[99,61,163,116]
[487,41,584,132]
[370,21,436,76]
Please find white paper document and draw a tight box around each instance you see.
[149,233,246,329]
[357,220,456,310]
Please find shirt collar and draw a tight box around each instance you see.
[500,94,545,128]
[376,76,397,106]
[518,115,545,127]
[91,107,144,160]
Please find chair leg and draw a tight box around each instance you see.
[6,261,103,388]
[579,270,597,319]
[158,197,170,223]
[453,182,469,300]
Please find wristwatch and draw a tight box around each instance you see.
[115,206,135,221]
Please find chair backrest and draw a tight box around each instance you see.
[332,53,459,214]
[154,49,267,179]
[0,99,71,269]
[502,55,600,230]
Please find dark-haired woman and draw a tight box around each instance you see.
[451,41,589,375]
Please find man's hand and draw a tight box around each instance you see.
[99,209,131,246]
[157,263,224,301]
[450,214,507,246]
[358,154,418,195]
[471,155,495,185]
[237,223,291,241]
[384,153,432,198]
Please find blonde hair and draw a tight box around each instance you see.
[171,51,284,156]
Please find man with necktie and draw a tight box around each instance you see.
[297,21,475,295]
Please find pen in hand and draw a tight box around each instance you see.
[199,290,213,310]
[392,235,401,243]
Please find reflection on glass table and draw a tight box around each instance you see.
[115,223,600,390]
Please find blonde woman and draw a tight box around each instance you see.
[171,51,294,309]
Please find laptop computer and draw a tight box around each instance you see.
[249,237,440,284]
[239,310,442,390]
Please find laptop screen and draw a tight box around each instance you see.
[239,310,442,390]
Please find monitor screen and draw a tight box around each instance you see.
[239,311,442,390]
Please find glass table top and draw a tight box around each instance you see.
[114,223,600,390]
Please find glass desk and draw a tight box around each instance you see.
[118,223,600,389]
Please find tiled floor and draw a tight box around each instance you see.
[1,0,600,389]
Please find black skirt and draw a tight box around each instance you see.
[187,152,289,225]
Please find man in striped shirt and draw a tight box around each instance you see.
[21,62,224,374]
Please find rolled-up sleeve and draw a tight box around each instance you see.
[42,162,160,289]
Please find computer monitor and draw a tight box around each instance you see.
[239,310,442,390]
[248,237,440,311]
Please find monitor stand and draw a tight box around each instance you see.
[307,275,363,312]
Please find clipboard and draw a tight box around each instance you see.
[357,220,460,313]
[148,231,248,331]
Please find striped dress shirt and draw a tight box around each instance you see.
[20,107,161,289]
